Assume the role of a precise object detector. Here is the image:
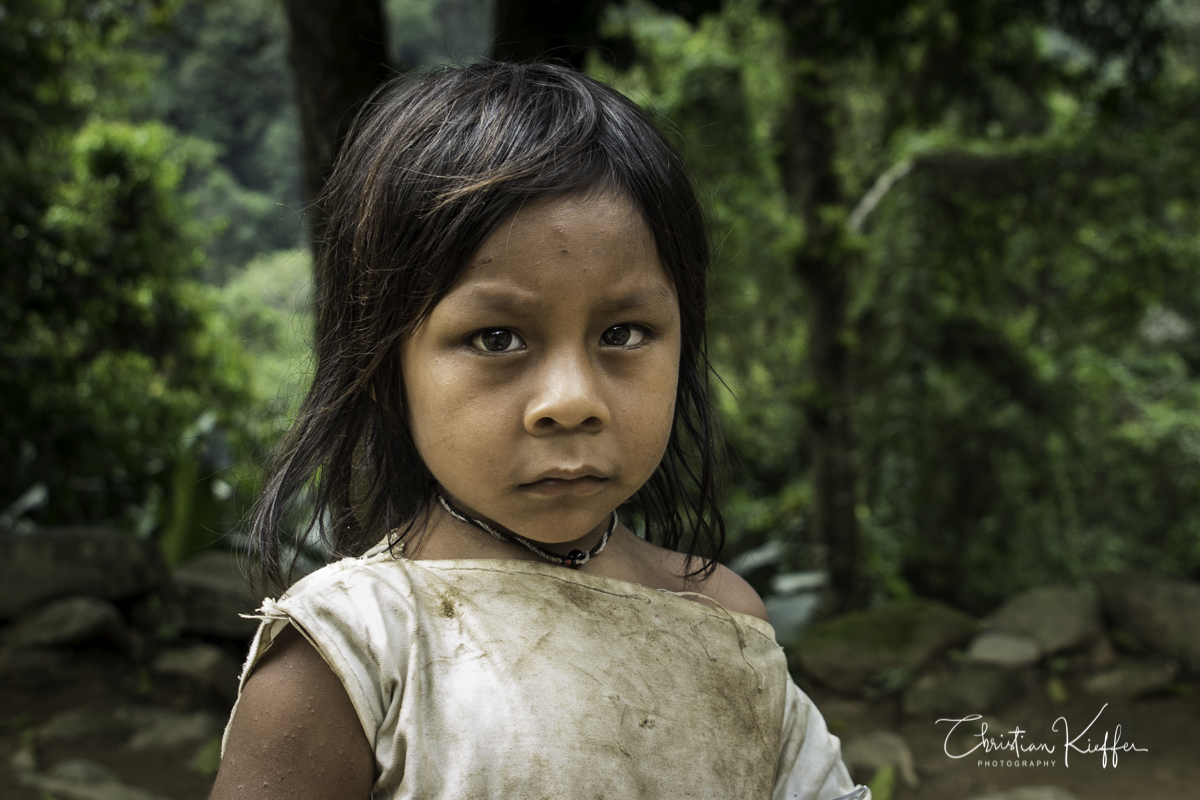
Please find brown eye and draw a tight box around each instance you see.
[471,329,524,352]
[600,325,648,347]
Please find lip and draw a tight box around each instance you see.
[519,468,609,497]
[526,466,607,482]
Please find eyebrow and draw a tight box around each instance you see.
[596,284,677,313]
[450,283,676,315]
[446,286,539,315]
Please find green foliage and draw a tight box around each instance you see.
[857,130,1200,608]
[603,0,1200,611]
[10,0,1198,600]
[2,117,255,529]
[120,0,306,278]
[190,735,223,778]
[867,764,896,800]
[601,1,810,554]
[156,247,312,562]
[1,0,483,554]
[214,248,315,432]
[0,3,262,548]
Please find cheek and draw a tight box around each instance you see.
[641,403,676,474]
[654,380,679,453]
[403,380,440,459]
[399,346,453,466]
[403,366,459,459]
[622,355,680,471]
[401,357,513,481]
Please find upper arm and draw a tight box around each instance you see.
[210,624,375,800]
[699,563,770,622]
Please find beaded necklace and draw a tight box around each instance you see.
[435,493,615,569]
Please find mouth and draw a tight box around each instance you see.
[519,468,609,497]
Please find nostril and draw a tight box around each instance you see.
[533,414,604,431]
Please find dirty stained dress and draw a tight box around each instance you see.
[223,540,865,800]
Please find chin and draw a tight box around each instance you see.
[500,498,617,544]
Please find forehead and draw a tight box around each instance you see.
[441,191,676,308]
[475,191,656,263]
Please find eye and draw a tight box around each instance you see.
[470,328,525,353]
[600,324,649,347]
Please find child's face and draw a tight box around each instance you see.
[400,191,681,545]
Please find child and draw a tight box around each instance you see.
[212,63,866,800]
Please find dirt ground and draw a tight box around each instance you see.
[2,642,1196,799]
[805,671,1200,799]
[1,644,228,800]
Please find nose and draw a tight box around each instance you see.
[524,349,610,433]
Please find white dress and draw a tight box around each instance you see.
[224,539,868,800]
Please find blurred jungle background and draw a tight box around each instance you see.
[3,1,1200,799]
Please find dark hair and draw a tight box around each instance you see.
[251,62,723,591]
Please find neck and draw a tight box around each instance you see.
[433,491,615,569]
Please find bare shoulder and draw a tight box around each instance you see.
[624,535,768,623]
[686,560,770,622]
[210,624,374,800]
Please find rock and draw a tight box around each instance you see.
[1097,571,1200,671]
[17,758,170,800]
[0,646,69,688]
[964,787,1078,800]
[1084,658,1178,697]
[115,706,221,751]
[985,586,1100,655]
[0,527,162,619]
[967,631,1042,669]
[40,705,222,750]
[152,643,241,702]
[794,599,976,695]
[10,732,37,771]
[903,667,1025,716]
[842,730,918,788]
[40,708,130,742]
[128,591,186,641]
[173,550,262,639]
[1084,634,1117,671]
[4,597,130,650]
[45,758,123,783]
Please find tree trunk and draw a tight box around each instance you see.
[492,0,721,67]
[774,5,864,611]
[492,0,606,66]
[282,0,391,243]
